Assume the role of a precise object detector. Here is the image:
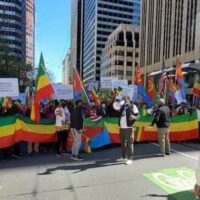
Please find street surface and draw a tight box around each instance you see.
[0,142,199,200]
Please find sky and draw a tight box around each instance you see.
[35,0,71,83]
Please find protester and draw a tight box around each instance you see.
[194,156,200,199]
[151,98,171,157]
[118,96,139,165]
[176,100,193,115]
[105,98,119,117]
[27,143,39,155]
[55,101,70,157]
[70,100,84,161]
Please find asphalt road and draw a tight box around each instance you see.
[0,142,199,200]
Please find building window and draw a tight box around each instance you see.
[127,52,133,57]
[127,62,132,66]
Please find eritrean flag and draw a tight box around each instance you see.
[31,53,54,122]
[73,66,90,104]
[193,78,200,96]
[175,59,186,100]
[134,64,153,107]
[147,74,156,102]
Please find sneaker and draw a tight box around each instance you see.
[70,154,75,160]
[165,152,171,155]
[56,154,63,158]
[11,154,21,159]
[117,157,127,161]
[62,152,70,156]
[73,155,83,161]
[126,160,133,165]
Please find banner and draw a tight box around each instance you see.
[100,77,117,89]
[112,80,128,89]
[129,84,138,102]
[0,78,19,97]
[87,81,100,91]
[0,112,198,150]
[116,86,134,99]
[52,84,73,100]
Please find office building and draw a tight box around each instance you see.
[0,0,25,60]
[0,0,35,66]
[140,0,200,75]
[62,49,73,85]
[82,0,141,83]
[101,24,139,83]
[70,0,83,75]
[24,0,35,67]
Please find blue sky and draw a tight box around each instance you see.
[35,0,71,83]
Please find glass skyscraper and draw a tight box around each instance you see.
[0,0,35,65]
[82,0,141,83]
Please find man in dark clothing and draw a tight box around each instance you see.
[151,98,171,156]
[119,96,139,165]
[70,100,84,161]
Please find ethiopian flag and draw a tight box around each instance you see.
[34,53,54,102]
[193,78,200,96]
[31,53,54,122]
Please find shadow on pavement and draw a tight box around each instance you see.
[145,190,197,200]
[0,142,199,170]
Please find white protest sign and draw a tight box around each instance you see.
[117,86,134,99]
[0,78,19,97]
[175,89,185,105]
[100,77,117,89]
[52,84,73,100]
[87,81,99,91]
[129,84,138,102]
[112,79,128,89]
[197,109,200,122]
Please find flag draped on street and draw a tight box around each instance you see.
[134,64,153,107]
[193,78,200,96]
[147,74,156,102]
[31,53,54,123]
[73,66,90,104]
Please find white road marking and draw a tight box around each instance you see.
[151,142,199,161]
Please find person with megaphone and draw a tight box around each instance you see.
[118,96,139,165]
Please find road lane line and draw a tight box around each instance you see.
[151,142,198,160]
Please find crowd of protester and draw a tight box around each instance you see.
[0,96,199,161]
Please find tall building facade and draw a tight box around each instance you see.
[0,0,25,60]
[140,0,200,75]
[62,49,72,85]
[70,0,83,75]
[101,24,139,83]
[82,0,141,83]
[0,0,35,65]
[24,0,35,67]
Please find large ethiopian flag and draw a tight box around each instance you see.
[31,53,54,122]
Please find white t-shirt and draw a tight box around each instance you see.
[120,104,139,129]
[55,107,67,127]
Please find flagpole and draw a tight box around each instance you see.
[73,66,91,105]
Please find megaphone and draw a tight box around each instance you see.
[113,100,125,111]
